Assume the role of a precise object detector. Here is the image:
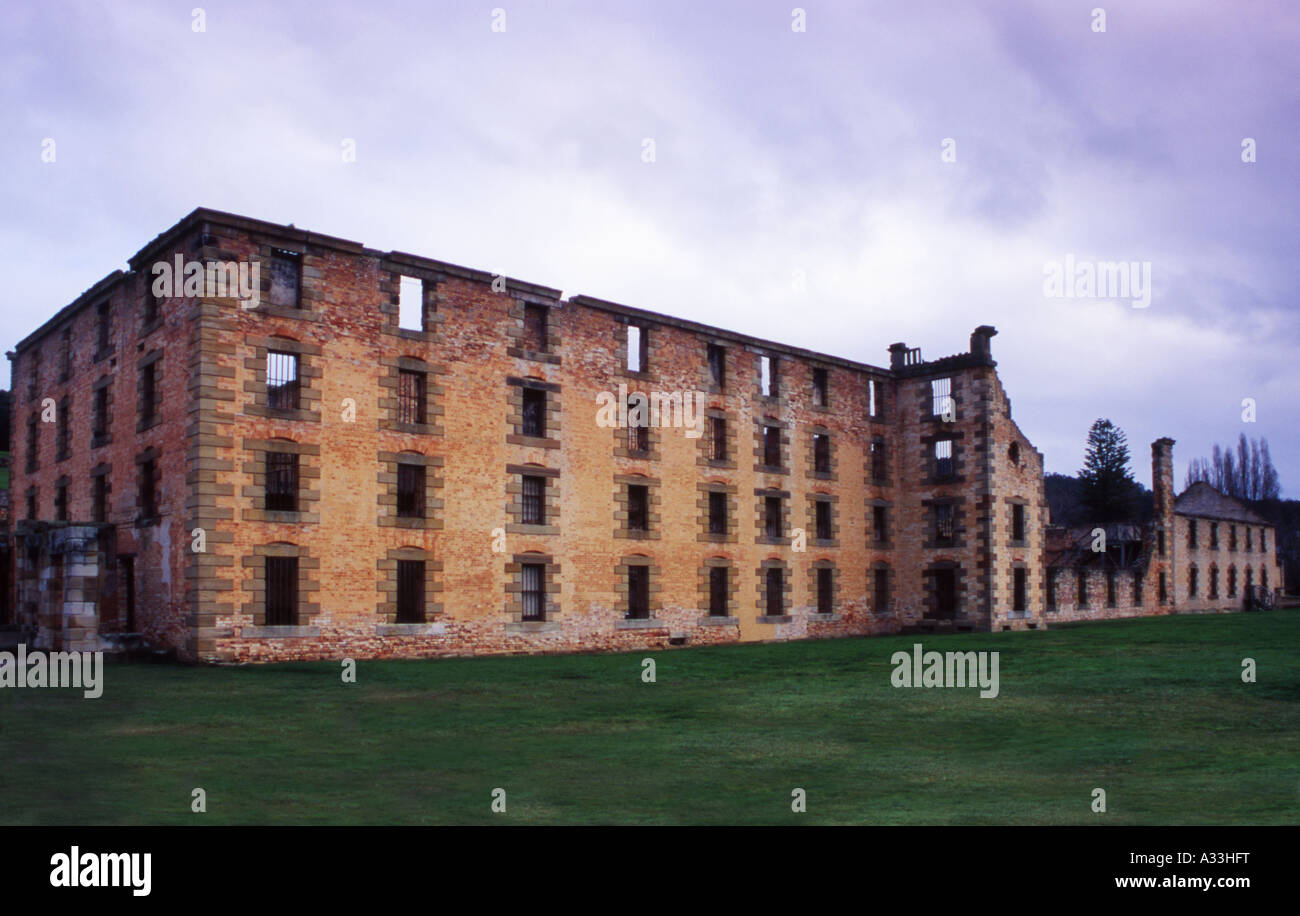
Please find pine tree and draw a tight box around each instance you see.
[1079,418,1140,522]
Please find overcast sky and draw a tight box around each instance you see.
[3,0,1297,492]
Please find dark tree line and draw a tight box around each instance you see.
[1184,434,1280,501]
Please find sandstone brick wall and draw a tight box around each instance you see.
[1172,513,1283,612]
[6,208,1052,662]
[8,259,195,652]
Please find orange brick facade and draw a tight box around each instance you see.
[7,208,1058,662]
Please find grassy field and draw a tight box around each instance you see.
[1,611,1297,825]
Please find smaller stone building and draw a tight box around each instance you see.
[1046,438,1284,621]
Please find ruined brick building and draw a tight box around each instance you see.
[0,208,1275,663]
[1045,438,1284,622]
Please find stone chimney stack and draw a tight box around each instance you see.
[970,325,997,363]
[1152,437,1176,519]
[888,342,908,371]
[1151,437,1177,605]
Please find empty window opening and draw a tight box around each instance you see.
[140,458,158,519]
[934,439,954,478]
[398,276,424,331]
[397,463,426,519]
[707,344,726,389]
[627,565,650,619]
[521,475,545,525]
[627,396,649,452]
[709,566,729,616]
[708,491,727,536]
[267,352,300,411]
[626,325,646,372]
[627,484,649,531]
[764,496,782,539]
[812,367,829,407]
[934,503,954,544]
[398,370,428,425]
[92,476,108,523]
[144,285,161,325]
[523,304,548,351]
[141,362,159,422]
[815,500,832,541]
[871,438,887,483]
[817,568,834,613]
[931,377,953,417]
[708,416,727,462]
[265,452,300,512]
[1013,568,1027,612]
[521,388,546,438]
[93,387,109,441]
[56,403,70,460]
[265,556,299,626]
[269,250,302,309]
[813,434,830,474]
[765,568,785,616]
[933,569,957,617]
[763,425,781,468]
[25,416,39,474]
[396,560,426,623]
[760,355,779,397]
[521,563,545,621]
[873,505,888,542]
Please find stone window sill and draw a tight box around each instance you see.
[696,615,738,626]
[616,618,665,630]
[507,434,560,450]
[506,523,559,536]
[377,623,446,636]
[507,620,560,634]
[242,625,321,638]
[757,615,792,625]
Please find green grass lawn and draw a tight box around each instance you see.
[2,611,1297,825]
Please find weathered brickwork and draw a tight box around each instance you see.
[7,209,1076,662]
[1045,439,1284,624]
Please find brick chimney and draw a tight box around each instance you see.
[970,325,997,363]
[1152,437,1176,519]
[1151,437,1176,604]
